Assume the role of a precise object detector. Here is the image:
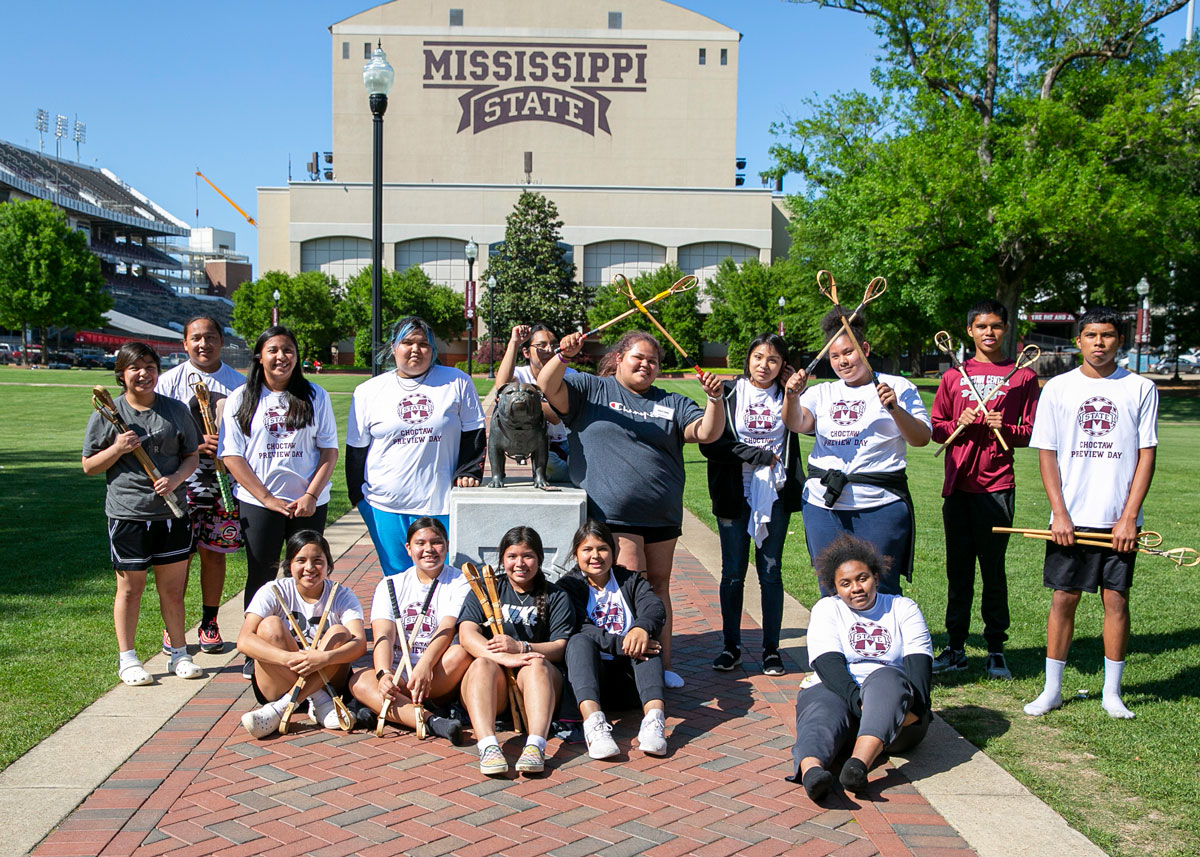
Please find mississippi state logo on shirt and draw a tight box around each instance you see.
[397,394,435,424]
[830,400,866,427]
[847,621,892,657]
[744,405,779,433]
[1077,396,1118,437]
[401,604,440,654]
[591,600,627,633]
[263,403,292,439]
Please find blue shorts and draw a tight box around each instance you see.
[358,501,450,577]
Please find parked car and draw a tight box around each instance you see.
[161,352,188,369]
[1152,355,1200,375]
[73,348,105,368]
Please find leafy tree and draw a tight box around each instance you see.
[703,258,806,369]
[0,198,109,360]
[769,0,1200,355]
[231,270,341,360]
[480,191,587,338]
[339,265,464,367]
[587,264,702,371]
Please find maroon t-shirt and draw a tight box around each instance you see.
[930,358,1040,496]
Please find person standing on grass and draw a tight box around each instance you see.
[1024,307,1158,719]
[929,300,1040,680]
[494,323,576,483]
[156,316,246,655]
[82,342,202,686]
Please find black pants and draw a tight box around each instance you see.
[240,502,328,609]
[565,633,665,709]
[790,667,929,773]
[942,489,1014,652]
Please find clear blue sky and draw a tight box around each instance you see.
[2,2,1187,273]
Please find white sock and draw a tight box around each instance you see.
[1102,658,1135,719]
[526,735,547,751]
[266,695,292,715]
[118,650,140,670]
[167,645,188,660]
[309,689,332,708]
[1024,658,1065,716]
[476,735,499,752]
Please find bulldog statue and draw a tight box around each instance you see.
[488,381,550,489]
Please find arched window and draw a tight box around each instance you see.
[300,237,371,282]
[395,238,470,288]
[583,241,665,286]
[677,242,759,286]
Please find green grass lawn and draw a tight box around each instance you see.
[2,366,1196,857]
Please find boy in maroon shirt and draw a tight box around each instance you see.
[930,300,1040,678]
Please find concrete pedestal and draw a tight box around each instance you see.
[449,479,587,580]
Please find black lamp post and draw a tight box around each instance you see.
[1135,277,1150,375]
[487,273,497,379]
[465,238,477,376]
[272,288,280,326]
[363,41,394,377]
[777,295,785,337]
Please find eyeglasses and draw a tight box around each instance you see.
[529,342,558,353]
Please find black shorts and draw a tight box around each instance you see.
[1043,528,1135,593]
[609,523,683,545]
[108,517,193,572]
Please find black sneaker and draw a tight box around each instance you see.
[762,651,786,676]
[932,648,968,674]
[985,652,1013,679]
[713,648,742,671]
[241,657,255,680]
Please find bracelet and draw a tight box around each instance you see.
[304,491,317,499]
[706,394,722,402]
[523,641,532,654]
[556,352,570,365]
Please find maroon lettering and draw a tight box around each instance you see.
[493,49,512,81]
[423,49,452,80]
[469,50,489,80]
[551,51,571,82]
[528,50,548,81]
[612,53,633,82]
[587,52,610,83]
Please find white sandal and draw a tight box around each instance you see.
[169,654,204,680]
[119,662,153,686]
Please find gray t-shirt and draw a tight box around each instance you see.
[83,394,199,521]
[563,373,704,528]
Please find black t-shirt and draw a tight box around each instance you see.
[458,576,575,644]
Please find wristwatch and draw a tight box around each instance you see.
[376,669,387,681]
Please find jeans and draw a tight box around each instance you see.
[717,498,788,653]
[802,499,909,596]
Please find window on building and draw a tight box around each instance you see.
[608,11,622,29]
[342,42,349,60]
[364,42,372,59]
[698,48,706,65]
[583,241,665,286]
[720,48,727,65]
[395,238,470,288]
[300,237,372,283]
[450,8,463,26]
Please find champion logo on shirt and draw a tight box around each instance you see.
[1077,396,1119,437]
[263,403,293,439]
[745,405,779,433]
[847,621,892,657]
[830,400,866,426]
[398,394,435,425]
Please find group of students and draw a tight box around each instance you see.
[82,296,1156,793]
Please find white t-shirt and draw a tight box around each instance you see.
[346,366,486,515]
[734,378,786,498]
[800,374,930,509]
[218,383,339,506]
[370,566,470,670]
[513,363,574,443]
[585,574,634,660]
[245,578,364,645]
[806,593,932,686]
[1030,367,1158,527]
[156,360,245,404]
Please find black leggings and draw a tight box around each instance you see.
[240,503,328,609]
[566,633,665,709]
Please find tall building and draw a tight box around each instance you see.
[257,0,789,344]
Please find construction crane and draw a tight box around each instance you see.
[194,170,256,227]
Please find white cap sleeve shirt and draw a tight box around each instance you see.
[346,366,486,516]
[806,593,932,686]
[370,566,470,670]
[1029,367,1158,528]
[245,578,364,645]
[217,383,338,506]
[799,374,930,510]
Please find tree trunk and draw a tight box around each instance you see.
[996,276,1023,358]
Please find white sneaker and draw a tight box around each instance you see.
[169,654,204,680]
[663,670,685,689]
[637,710,667,756]
[584,713,619,760]
[241,704,283,738]
[311,695,342,729]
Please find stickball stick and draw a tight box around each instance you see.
[91,386,185,518]
[564,274,698,349]
[1012,532,1199,566]
[803,276,887,375]
[933,332,1008,450]
[378,576,439,738]
[274,583,346,733]
[188,375,237,510]
[615,278,703,376]
[992,527,1163,548]
[935,344,1039,457]
[813,272,894,410]
[462,562,526,733]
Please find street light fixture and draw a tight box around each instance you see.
[465,238,478,376]
[272,288,280,326]
[1135,277,1150,375]
[777,295,785,337]
[487,273,497,379]
[363,41,394,377]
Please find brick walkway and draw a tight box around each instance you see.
[33,535,976,857]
